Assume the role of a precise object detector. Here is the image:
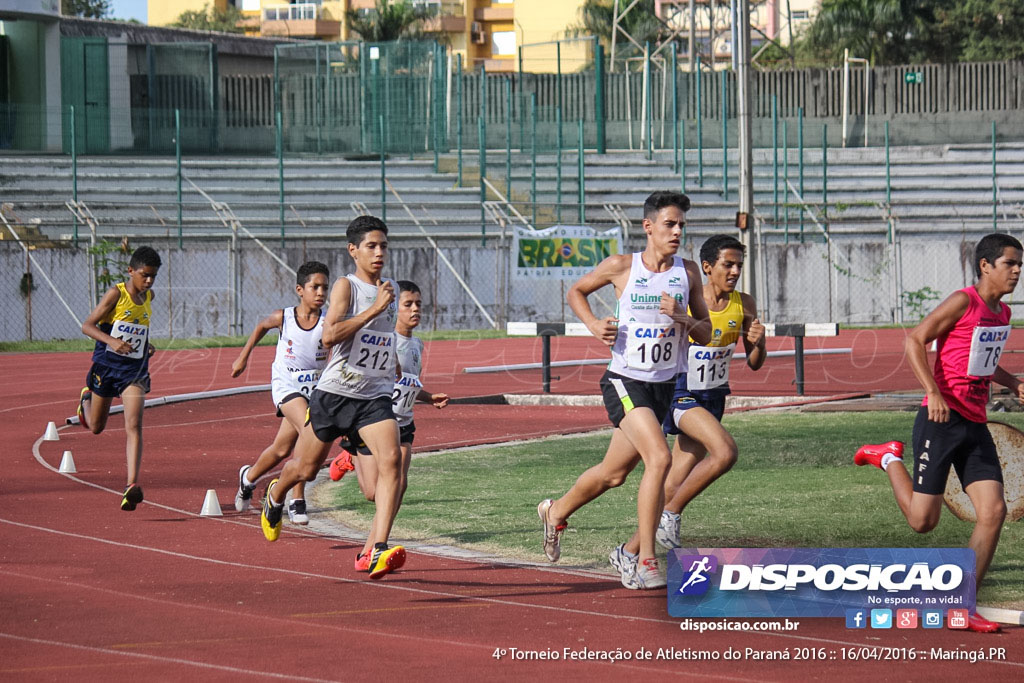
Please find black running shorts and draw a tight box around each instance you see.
[344,422,416,455]
[911,406,1003,495]
[599,370,675,428]
[307,389,395,444]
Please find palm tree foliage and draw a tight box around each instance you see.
[347,0,428,42]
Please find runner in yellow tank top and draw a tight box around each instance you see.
[612,235,766,586]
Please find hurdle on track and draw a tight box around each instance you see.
[463,322,843,395]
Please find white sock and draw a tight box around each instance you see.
[242,472,255,488]
[881,453,902,471]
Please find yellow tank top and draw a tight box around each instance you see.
[92,282,153,365]
[689,290,744,347]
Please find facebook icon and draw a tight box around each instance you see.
[845,609,867,629]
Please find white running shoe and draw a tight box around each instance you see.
[537,499,567,562]
[608,544,640,589]
[287,499,309,525]
[235,465,256,512]
[656,510,681,550]
[634,557,666,590]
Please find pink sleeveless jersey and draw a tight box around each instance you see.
[925,286,1011,423]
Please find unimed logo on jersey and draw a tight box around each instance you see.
[666,548,975,618]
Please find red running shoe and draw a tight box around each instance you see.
[854,441,904,469]
[354,551,371,572]
[967,613,1001,633]
[329,449,355,481]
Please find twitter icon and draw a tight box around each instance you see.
[870,609,892,629]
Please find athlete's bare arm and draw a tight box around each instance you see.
[740,292,767,371]
[991,366,1024,401]
[82,286,132,356]
[231,309,284,377]
[660,259,712,345]
[906,290,969,423]
[568,253,631,347]
[321,277,395,348]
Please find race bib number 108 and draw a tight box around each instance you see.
[625,323,679,372]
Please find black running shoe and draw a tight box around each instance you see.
[121,484,144,511]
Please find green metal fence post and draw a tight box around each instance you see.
[456,54,463,187]
[578,118,585,223]
[175,108,182,248]
[992,121,998,231]
[505,77,512,200]
[479,115,487,244]
[70,105,78,243]
[556,40,563,119]
[531,93,538,226]
[671,42,678,173]
[772,95,778,229]
[822,123,828,237]
[680,121,686,194]
[783,122,789,241]
[721,70,729,199]
[379,115,386,223]
[885,121,891,209]
[696,56,703,186]
[518,46,526,152]
[556,106,563,223]
[798,106,804,242]
[595,42,606,154]
[277,110,284,248]
[645,41,653,161]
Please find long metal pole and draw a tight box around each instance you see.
[480,115,487,244]
[822,123,828,236]
[992,121,998,231]
[380,115,386,223]
[175,108,182,248]
[578,118,585,223]
[772,94,778,228]
[531,93,537,226]
[798,106,804,241]
[595,42,606,154]
[457,54,463,187]
[556,106,563,224]
[721,70,728,200]
[277,110,284,248]
[736,0,754,295]
[505,78,512,199]
[696,56,703,186]
[71,105,78,244]
[671,42,679,173]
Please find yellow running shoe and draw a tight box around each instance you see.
[120,484,144,511]
[368,544,406,579]
[261,479,283,541]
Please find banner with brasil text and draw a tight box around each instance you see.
[514,225,623,280]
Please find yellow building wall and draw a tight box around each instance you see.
[513,0,589,73]
[148,0,229,28]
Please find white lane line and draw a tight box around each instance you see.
[28,425,1024,663]
[0,632,337,682]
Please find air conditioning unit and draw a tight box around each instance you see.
[471,21,486,44]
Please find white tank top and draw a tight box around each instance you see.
[317,274,398,399]
[607,252,690,382]
[271,307,328,385]
[392,333,424,427]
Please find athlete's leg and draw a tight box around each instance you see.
[268,424,332,505]
[354,452,378,502]
[616,408,672,562]
[885,461,944,532]
[665,408,737,514]
[546,427,641,525]
[398,443,412,504]
[85,393,114,434]
[355,419,403,556]
[278,398,308,501]
[963,479,1006,585]
[246,409,301,484]
[121,383,146,487]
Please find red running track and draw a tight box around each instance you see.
[2,334,1023,680]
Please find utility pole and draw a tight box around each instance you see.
[736,0,755,298]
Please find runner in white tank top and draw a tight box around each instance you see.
[536,191,711,591]
[229,262,331,525]
[259,216,410,581]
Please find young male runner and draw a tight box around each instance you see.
[335,280,450,569]
[538,191,710,589]
[260,215,408,579]
[611,234,766,587]
[77,246,161,511]
[230,261,330,524]
[856,233,1024,633]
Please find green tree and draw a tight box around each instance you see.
[933,0,1024,62]
[346,0,427,42]
[62,0,110,18]
[803,0,938,65]
[171,4,244,34]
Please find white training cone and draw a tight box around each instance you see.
[200,489,223,517]
[58,450,77,474]
[43,421,59,441]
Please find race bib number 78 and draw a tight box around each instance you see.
[967,325,1010,377]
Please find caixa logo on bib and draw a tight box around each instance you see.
[666,548,976,618]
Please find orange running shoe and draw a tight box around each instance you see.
[967,613,1001,633]
[330,449,355,481]
[854,441,904,469]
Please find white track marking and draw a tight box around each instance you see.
[27,419,1024,662]
[0,633,336,682]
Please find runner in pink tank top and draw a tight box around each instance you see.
[929,286,1011,423]
[854,233,1024,633]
